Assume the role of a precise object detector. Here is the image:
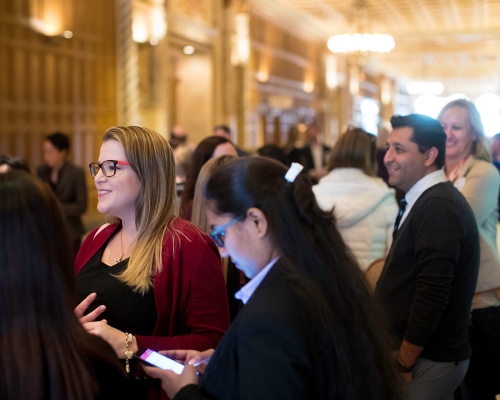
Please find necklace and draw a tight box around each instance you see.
[116,229,133,264]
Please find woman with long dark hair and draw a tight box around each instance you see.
[0,171,127,400]
[180,136,237,220]
[145,157,401,400]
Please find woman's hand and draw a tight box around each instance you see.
[162,349,214,375]
[83,320,138,358]
[74,293,106,324]
[143,363,199,399]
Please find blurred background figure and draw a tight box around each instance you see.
[0,171,129,400]
[491,133,500,222]
[169,125,188,150]
[181,136,238,220]
[283,125,301,165]
[0,154,30,173]
[213,124,248,157]
[491,133,500,166]
[438,100,500,399]
[287,123,330,183]
[190,154,243,322]
[173,142,196,198]
[257,144,287,165]
[37,132,87,258]
[75,126,229,400]
[313,128,398,271]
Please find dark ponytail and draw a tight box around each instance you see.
[205,157,401,400]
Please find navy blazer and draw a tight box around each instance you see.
[174,261,336,400]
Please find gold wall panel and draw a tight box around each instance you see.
[0,0,117,224]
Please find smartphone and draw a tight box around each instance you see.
[134,347,185,374]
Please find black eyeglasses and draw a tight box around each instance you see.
[210,218,241,248]
[89,160,130,178]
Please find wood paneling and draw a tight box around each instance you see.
[249,13,324,146]
[0,0,117,222]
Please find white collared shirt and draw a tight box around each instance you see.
[398,169,448,228]
[234,257,280,305]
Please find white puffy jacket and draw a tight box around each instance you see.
[313,168,398,271]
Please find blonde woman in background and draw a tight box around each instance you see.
[313,128,398,271]
[438,100,500,309]
[191,154,242,321]
[74,126,229,400]
[438,100,500,399]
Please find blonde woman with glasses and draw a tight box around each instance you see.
[74,126,229,400]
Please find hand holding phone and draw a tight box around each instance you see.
[134,347,185,374]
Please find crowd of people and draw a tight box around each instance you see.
[1,99,500,400]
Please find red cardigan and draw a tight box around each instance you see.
[75,218,230,353]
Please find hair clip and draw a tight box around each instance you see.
[284,163,304,182]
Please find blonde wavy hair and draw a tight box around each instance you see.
[103,126,178,293]
[191,155,237,233]
[437,99,492,162]
[191,155,237,280]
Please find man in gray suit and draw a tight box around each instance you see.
[37,132,87,258]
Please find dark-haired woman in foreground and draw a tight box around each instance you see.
[0,171,128,400]
[145,157,402,400]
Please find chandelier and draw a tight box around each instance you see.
[327,0,395,54]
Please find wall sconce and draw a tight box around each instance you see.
[132,1,167,45]
[303,82,314,93]
[234,13,250,65]
[257,57,269,82]
[381,79,392,105]
[349,66,359,96]
[183,46,195,55]
[28,0,72,39]
[257,70,269,82]
[325,54,338,90]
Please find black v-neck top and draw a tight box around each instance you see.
[76,236,158,336]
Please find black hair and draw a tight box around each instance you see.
[0,154,30,172]
[0,171,122,399]
[214,125,231,134]
[256,144,286,165]
[45,132,70,152]
[181,136,235,209]
[205,157,401,399]
[390,114,446,169]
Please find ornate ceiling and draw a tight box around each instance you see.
[251,0,500,96]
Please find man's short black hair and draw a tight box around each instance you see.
[45,132,70,152]
[214,125,231,134]
[390,114,446,169]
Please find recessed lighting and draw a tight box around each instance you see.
[62,31,73,39]
[150,37,159,45]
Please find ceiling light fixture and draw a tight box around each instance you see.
[406,82,444,95]
[327,0,395,55]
